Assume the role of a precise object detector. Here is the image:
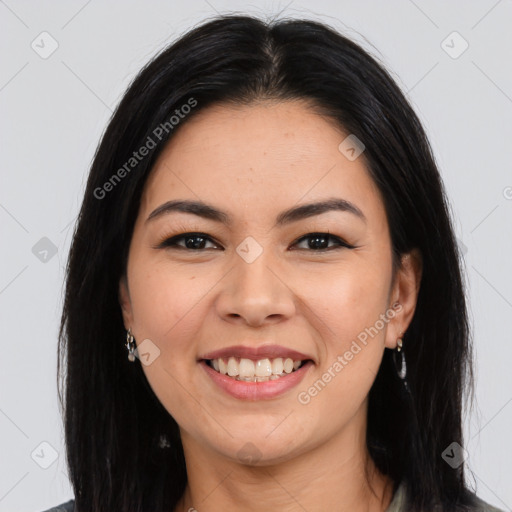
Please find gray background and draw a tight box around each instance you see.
[1,1,511,511]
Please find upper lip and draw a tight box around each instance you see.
[199,344,315,363]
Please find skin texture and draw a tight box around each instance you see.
[119,100,423,512]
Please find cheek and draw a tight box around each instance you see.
[294,271,388,429]
[127,264,208,422]
[299,259,390,408]
[305,260,391,344]
[129,262,205,342]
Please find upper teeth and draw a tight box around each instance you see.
[211,357,302,378]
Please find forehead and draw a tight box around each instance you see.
[140,100,385,227]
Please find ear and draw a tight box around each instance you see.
[118,275,134,330]
[384,248,423,349]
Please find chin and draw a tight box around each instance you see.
[207,429,309,467]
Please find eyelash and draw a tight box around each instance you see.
[154,231,356,252]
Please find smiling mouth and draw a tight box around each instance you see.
[204,356,310,382]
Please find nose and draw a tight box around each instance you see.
[215,247,296,327]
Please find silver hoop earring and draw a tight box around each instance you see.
[126,328,136,362]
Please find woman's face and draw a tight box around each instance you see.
[119,100,421,465]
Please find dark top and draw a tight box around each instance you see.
[41,500,74,512]
[41,482,505,511]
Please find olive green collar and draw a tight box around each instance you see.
[385,481,406,512]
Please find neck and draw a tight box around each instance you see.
[174,409,394,512]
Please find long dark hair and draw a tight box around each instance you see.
[58,14,476,511]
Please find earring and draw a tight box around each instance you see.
[126,328,136,362]
[393,334,407,380]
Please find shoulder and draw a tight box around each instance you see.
[465,492,505,512]
[40,499,75,512]
[387,482,505,512]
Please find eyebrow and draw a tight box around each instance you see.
[145,197,366,226]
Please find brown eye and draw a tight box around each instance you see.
[292,233,354,251]
[157,233,221,250]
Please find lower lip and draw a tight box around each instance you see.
[199,360,314,400]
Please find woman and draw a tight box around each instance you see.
[44,14,503,512]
